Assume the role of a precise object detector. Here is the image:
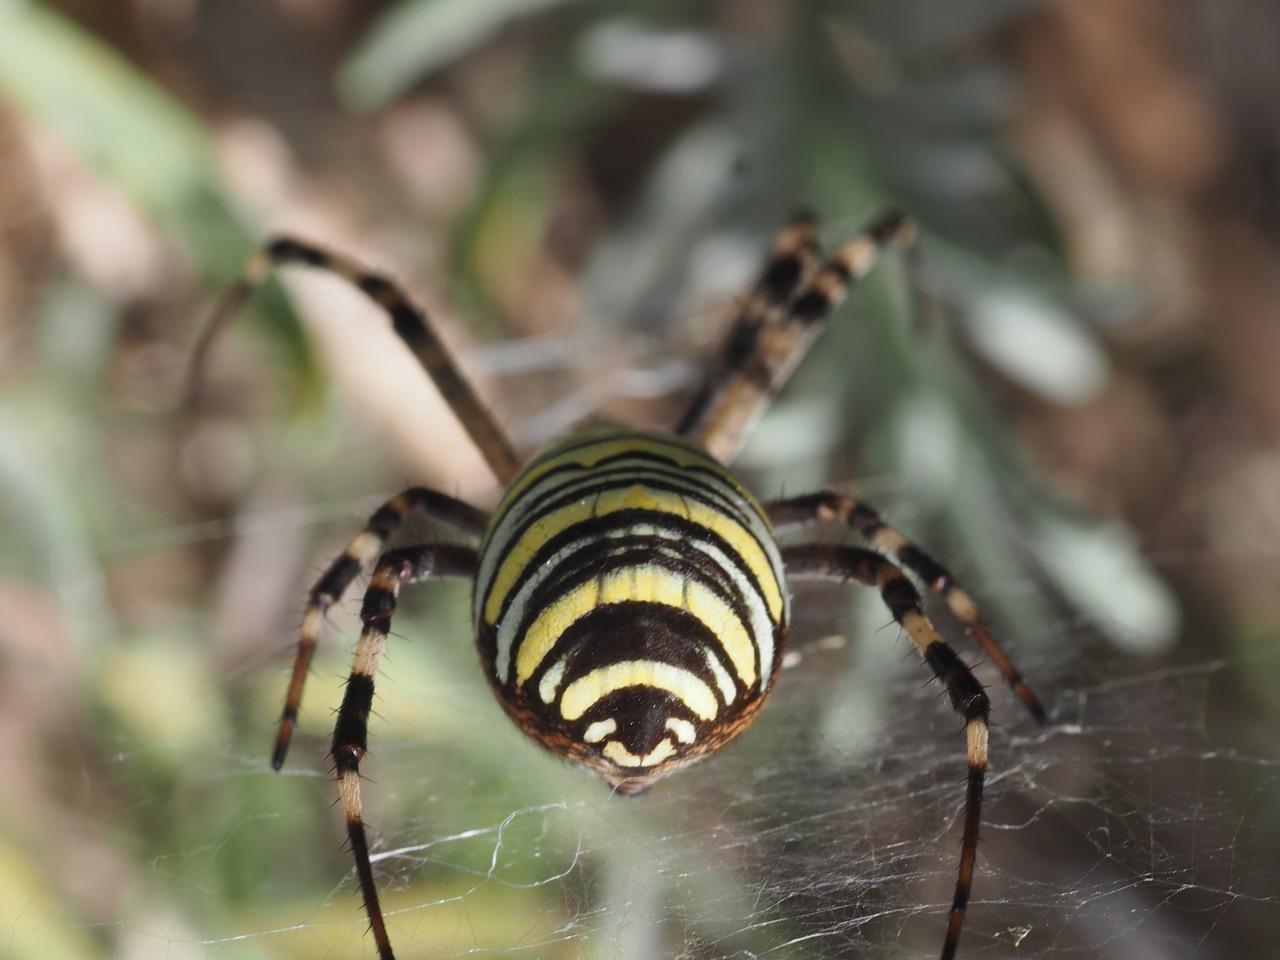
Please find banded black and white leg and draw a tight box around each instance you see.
[187,236,521,485]
[768,492,1047,723]
[679,210,917,463]
[782,544,991,960]
[272,488,490,769]
[332,541,480,960]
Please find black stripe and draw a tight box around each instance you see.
[311,553,361,606]
[879,572,921,622]
[489,459,762,580]
[366,501,404,539]
[507,507,768,623]
[506,536,761,690]
[846,501,883,537]
[268,237,328,268]
[495,509,769,648]
[868,209,908,245]
[516,434,721,484]
[896,544,948,588]
[759,254,806,302]
[360,583,398,626]
[825,258,854,284]
[355,272,398,304]
[505,458,758,541]
[791,287,837,324]
[531,602,733,706]
[484,470,763,605]
[510,534,743,643]
[923,642,990,720]
[516,430,656,472]
[332,673,375,770]
[510,446,750,518]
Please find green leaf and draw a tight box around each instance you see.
[0,406,109,652]
[340,0,582,109]
[1032,513,1181,653]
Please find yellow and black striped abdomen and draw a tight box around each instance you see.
[474,428,789,791]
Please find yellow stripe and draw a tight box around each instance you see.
[665,717,697,743]
[487,432,706,528]
[583,718,617,743]
[558,659,719,722]
[485,429,772,539]
[485,482,783,627]
[602,739,677,768]
[514,565,757,688]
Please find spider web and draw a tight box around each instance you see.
[106,594,1280,960]
[11,404,1277,960]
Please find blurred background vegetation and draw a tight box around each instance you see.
[1,0,1278,957]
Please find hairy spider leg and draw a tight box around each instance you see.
[273,488,489,770]
[781,544,990,960]
[768,493,1048,723]
[187,237,522,484]
[678,210,916,464]
[675,212,821,445]
[194,211,1043,960]
[332,542,480,960]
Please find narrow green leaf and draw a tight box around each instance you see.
[1033,514,1181,653]
[340,0,579,109]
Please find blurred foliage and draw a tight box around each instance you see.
[341,0,583,109]
[0,0,319,398]
[1,0,1277,958]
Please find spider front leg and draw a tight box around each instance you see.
[333,542,479,960]
[678,210,916,463]
[187,235,522,484]
[782,544,989,960]
[274,488,489,769]
[768,492,1047,724]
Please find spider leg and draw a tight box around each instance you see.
[675,212,820,443]
[333,541,480,960]
[678,211,915,463]
[274,489,489,770]
[767,492,1047,724]
[187,237,522,484]
[781,544,988,960]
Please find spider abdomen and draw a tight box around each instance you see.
[473,427,790,790]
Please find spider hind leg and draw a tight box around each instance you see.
[782,543,991,960]
[331,542,479,960]
[768,491,1048,724]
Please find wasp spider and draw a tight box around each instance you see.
[191,211,1047,960]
